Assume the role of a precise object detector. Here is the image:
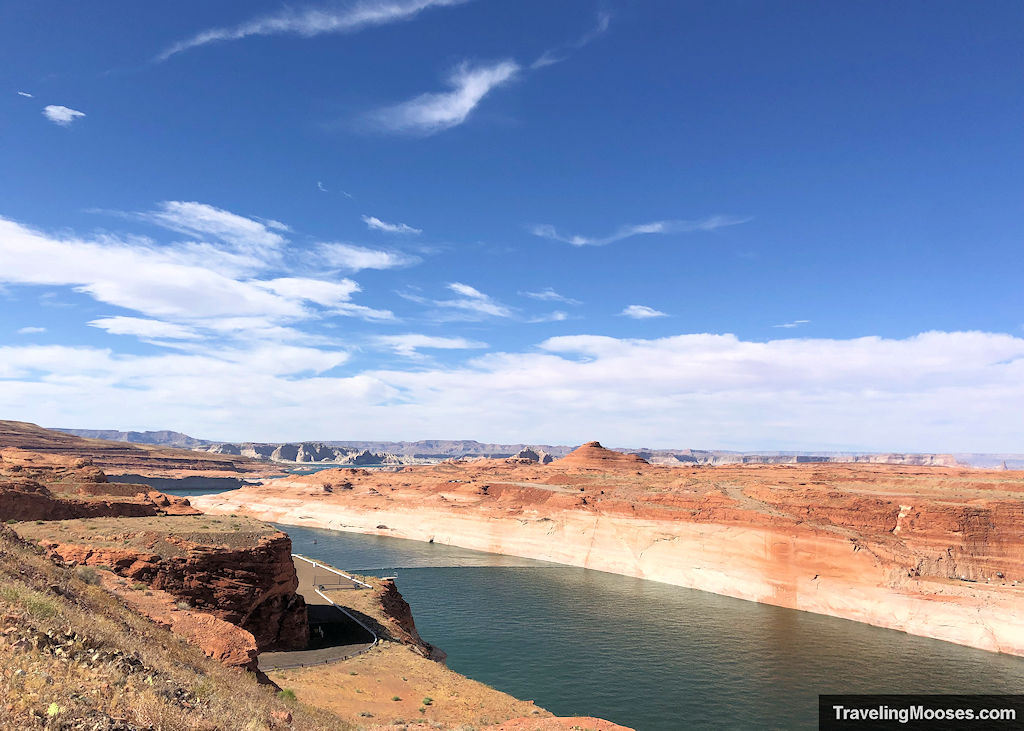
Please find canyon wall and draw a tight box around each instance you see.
[193,446,1024,656]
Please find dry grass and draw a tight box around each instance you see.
[0,526,351,730]
[14,515,277,557]
[270,642,548,729]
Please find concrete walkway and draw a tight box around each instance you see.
[257,557,376,671]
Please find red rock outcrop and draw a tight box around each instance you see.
[0,477,199,521]
[33,522,308,652]
[557,441,648,468]
[100,571,260,670]
[376,578,446,661]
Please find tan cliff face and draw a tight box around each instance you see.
[16,516,309,652]
[194,442,1024,657]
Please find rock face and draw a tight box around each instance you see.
[100,571,260,670]
[38,527,308,652]
[376,579,447,662]
[194,457,1024,657]
[557,441,648,467]
[0,449,200,521]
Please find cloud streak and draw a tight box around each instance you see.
[319,242,420,272]
[620,305,667,319]
[368,60,520,135]
[362,215,421,235]
[531,215,750,247]
[157,0,470,61]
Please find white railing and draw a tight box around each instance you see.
[292,553,373,588]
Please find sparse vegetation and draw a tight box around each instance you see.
[75,566,101,585]
[277,688,297,702]
[422,696,434,705]
[0,526,349,730]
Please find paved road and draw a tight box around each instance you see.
[257,557,375,671]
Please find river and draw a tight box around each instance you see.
[278,524,1024,730]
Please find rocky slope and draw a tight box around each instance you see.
[15,516,309,652]
[194,442,1024,657]
[0,525,346,730]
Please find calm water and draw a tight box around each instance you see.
[107,474,259,498]
[282,525,1024,730]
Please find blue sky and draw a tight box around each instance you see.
[1,0,1022,450]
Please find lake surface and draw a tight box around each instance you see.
[281,524,1024,730]
[107,474,259,498]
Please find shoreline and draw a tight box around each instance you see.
[191,485,1024,658]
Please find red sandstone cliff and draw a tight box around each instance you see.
[194,442,1024,657]
[27,519,308,652]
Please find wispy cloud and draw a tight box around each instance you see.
[529,310,570,323]
[620,305,667,319]
[141,201,287,255]
[520,287,581,305]
[157,0,471,61]
[531,215,750,247]
[368,60,520,135]
[319,242,420,272]
[362,215,421,235]
[531,10,611,69]
[401,282,513,320]
[375,333,487,357]
[43,105,86,126]
[774,319,810,329]
[317,181,328,192]
[17,91,33,98]
[89,316,203,340]
[16,326,45,334]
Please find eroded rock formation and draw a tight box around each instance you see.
[194,441,1024,656]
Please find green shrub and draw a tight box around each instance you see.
[76,566,101,585]
[277,689,297,702]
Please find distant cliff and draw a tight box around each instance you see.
[49,424,1023,468]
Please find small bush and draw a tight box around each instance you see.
[4,519,17,524]
[76,566,101,585]
[175,601,190,610]
[422,697,433,706]
[277,689,297,702]
[391,695,401,701]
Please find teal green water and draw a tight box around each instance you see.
[281,525,1024,730]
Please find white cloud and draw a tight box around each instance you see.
[369,60,520,135]
[530,215,750,247]
[375,333,487,357]
[318,242,420,271]
[2,331,1023,452]
[0,210,392,343]
[520,287,581,305]
[43,105,86,126]
[529,311,570,323]
[621,305,667,319]
[141,201,287,261]
[16,326,46,334]
[158,0,470,61]
[17,91,33,98]
[254,277,361,307]
[531,10,612,69]
[317,181,328,192]
[401,282,513,321]
[362,215,421,235]
[89,317,202,340]
[774,319,810,329]
[448,282,486,299]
